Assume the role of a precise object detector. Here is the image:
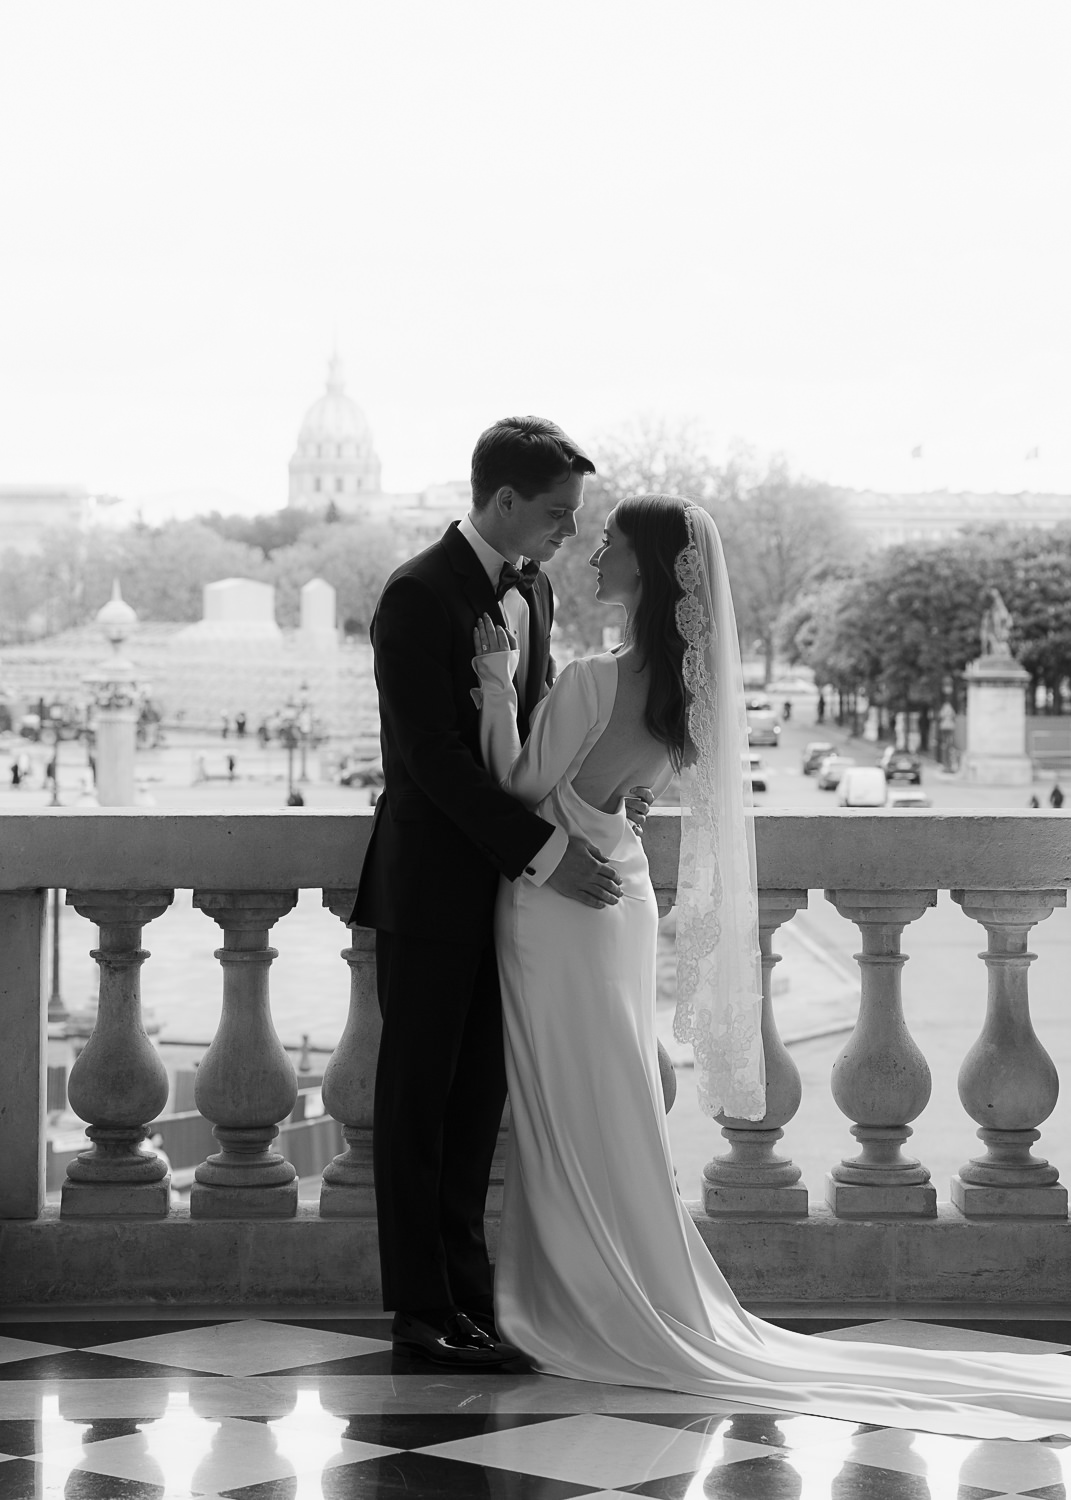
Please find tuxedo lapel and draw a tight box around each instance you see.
[523,572,552,714]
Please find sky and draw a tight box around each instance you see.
[1,0,1070,517]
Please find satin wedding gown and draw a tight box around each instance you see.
[476,647,1071,1440]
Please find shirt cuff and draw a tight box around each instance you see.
[522,824,569,886]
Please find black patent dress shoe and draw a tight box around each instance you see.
[391,1309,517,1367]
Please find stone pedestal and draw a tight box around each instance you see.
[963,655,1032,786]
[94,705,138,806]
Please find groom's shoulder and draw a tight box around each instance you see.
[384,524,458,590]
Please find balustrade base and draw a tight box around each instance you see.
[318,1183,377,1218]
[60,1178,171,1219]
[703,1183,809,1218]
[951,1175,1069,1219]
[4,1203,1071,1307]
[825,1176,937,1220]
[190,1182,298,1220]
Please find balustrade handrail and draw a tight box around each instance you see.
[1,806,1070,894]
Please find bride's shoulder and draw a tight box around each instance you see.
[552,652,617,688]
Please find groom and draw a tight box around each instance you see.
[353,416,626,1367]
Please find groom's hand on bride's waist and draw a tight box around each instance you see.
[546,837,622,909]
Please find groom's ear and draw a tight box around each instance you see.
[493,485,517,516]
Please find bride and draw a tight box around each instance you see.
[472,493,1071,1441]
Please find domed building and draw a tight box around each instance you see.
[287,353,382,513]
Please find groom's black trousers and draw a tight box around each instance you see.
[373,929,507,1315]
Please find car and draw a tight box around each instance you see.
[802,740,835,775]
[837,767,888,807]
[879,746,923,784]
[745,696,781,747]
[888,787,933,809]
[816,754,856,790]
[339,760,384,790]
[746,753,767,794]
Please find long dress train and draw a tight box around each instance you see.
[476,648,1071,1441]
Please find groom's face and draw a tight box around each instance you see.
[506,471,585,563]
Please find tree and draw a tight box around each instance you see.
[785,527,1071,732]
[202,507,318,559]
[265,520,410,634]
[717,460,850,683]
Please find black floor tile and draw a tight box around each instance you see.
[61,1472,168,1500]
[336,1412,562,1448]
[918,1317,1071,1345]
[624,1455,792,1500]
[761,1318,884,1335]
[271,1350,532,1377]
[0,1349,210,1381]
[0,1319,225,1348]
[223,1450,591,1498]
[0,1458,165,1500]
[0,1420,42,1458]
[266,1316,394,1338]
[829,1462,1002,1500]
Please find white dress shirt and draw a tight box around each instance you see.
[457,513,567,885]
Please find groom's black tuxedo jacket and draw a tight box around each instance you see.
[352,521,557,943]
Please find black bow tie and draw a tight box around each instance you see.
[495,559,540,601]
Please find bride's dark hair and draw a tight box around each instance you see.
[612,493,694,771]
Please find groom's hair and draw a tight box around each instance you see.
[470,416,595,510]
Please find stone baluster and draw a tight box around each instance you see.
[950,889,1067,1217]
[61,890,174,1217]
[319,897,379,1217]
[824,889,938,1218]
[703,890,809,1216]
[190,891,299,1218]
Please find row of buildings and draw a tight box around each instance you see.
[2,356,1070,554]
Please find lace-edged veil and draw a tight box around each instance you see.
[672,504,766,1121]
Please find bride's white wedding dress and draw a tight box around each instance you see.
[475,646,1071,1441]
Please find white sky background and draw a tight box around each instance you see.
[1,0,1070,514]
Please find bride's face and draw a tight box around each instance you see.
[589,513,641,611]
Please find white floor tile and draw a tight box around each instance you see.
[83,1317,390,1375]
[420,1411,776,1489]
[814,1318,1071,1355]
[0,1336,70,1365]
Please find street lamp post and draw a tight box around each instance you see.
[45,704,67,1022]
[48,704,64,806]
[297,681,311,783]
[280,697,299,805]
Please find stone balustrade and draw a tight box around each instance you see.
[1,807,1069,1308]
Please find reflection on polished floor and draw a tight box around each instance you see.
[0,1311,1069,1498]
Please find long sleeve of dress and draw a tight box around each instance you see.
[474,655,599,811]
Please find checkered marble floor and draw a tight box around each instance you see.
[0,1311,1068,1498]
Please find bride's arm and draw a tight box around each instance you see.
[473,614,598,810]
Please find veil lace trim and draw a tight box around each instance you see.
[671,508,766,1121]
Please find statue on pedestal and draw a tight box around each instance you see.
[979,588,1014,660]
[964,588,1032,785]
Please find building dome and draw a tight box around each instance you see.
[288,354,382,510]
